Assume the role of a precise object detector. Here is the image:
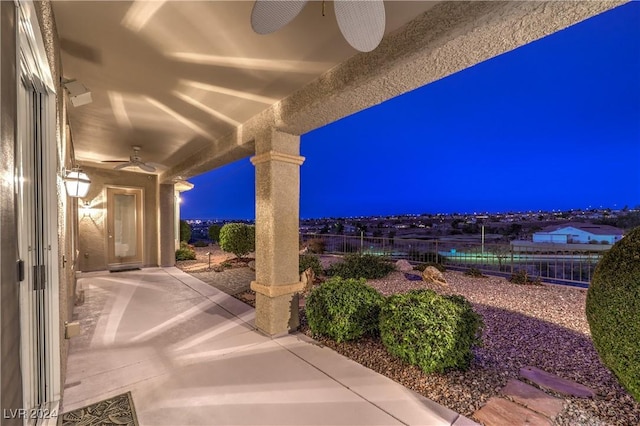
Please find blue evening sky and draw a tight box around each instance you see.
[182,2,640,220]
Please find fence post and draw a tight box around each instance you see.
[510,246,514,274]
[360,231,364,254]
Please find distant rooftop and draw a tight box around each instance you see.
[540,222,624,235]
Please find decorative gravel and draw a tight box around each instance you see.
[298,271,640,425]
[181,250,639,425]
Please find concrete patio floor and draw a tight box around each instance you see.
[63,267,478,425]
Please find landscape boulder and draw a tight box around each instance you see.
[300,267,316,294]
[395,259,414,273]
[422,266,448,286]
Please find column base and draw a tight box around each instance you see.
[251,281,303,336]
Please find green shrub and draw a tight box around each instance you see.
[380,289,483,373]
[306,277,384,343]
[586,226,640,402]
[327,254,395,279]
[193,240,208,247]
[219,223,255,259]
[299,253,323,276]
[175,241,196,261]
[208,224,221,243]
[414,262,447,273]
[465,267,487,278]
[179,220,192,243]
[306,238,326,254]
[509,269,541,285]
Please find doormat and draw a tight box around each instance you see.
[59,392,139,426]
[109,268,141,273]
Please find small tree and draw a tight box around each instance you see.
[219,223,255,259]
[180,220,192,243]
[208,224,221,243]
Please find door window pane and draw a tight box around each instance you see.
[114,194,137,257]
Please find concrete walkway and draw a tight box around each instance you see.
[64,267,477,425]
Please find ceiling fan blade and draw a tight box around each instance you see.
[251,0,308,35]
[101,160,129,163]
[138,163,156,173]
[335,0,386,52]
[114,163,132,170]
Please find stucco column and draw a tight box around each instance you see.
[159,183,176,267]
[250,129,305,336]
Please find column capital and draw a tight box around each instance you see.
[251,280,305,297]
[250,150,305,166]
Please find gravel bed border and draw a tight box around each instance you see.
[181,252,639,425]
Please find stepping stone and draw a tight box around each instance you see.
[474,397,551,426]
[520,366,595,398]
[503,379,565,418]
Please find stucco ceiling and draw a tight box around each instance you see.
[52,1,438,176]
[53,1,623,183]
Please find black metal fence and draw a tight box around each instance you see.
[300,233,608,287]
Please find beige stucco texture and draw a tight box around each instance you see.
[250,130,305,335]
[78,167,159,272]
[161,1,622,184]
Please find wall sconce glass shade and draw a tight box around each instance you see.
[64,169,91,198]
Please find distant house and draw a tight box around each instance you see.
[532,223,624,244]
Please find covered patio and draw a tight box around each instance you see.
[54,0,622,337]
[0,1,626,422]
[64,267,476,425]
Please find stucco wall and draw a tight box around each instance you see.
[0,1,24,421]
[78,166,159,272]
[159,184,176,267]
[534,227,620,244]
[533,233,569,244]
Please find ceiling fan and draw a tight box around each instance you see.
[251,0,386,53]
[102,146,157,173]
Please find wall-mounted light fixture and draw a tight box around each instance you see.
[63,79,93,107]
[81,201,92,218]
[64,167,91,198]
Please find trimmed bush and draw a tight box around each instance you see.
[380,289,483,373]
[219,223,255,259]
[208,224,221,243]
[306,238,326,254]
[509,269,541,285]
[175,241,196,261]
[327,254,395,279]
[306,277,384,343]
[586,227,640,402]
[179,220,192,243]
[299,253,323,276]
[465,267,487,278]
